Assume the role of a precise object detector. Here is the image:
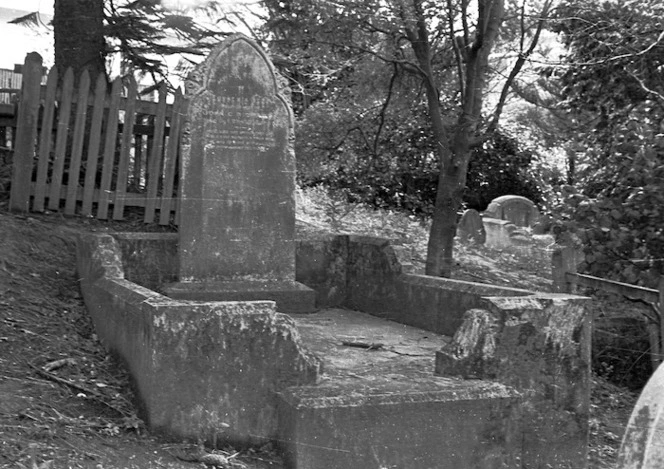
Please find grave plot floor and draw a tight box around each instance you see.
[278,308,523,469]
[289,308,449,382]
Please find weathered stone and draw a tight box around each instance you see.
[113,231,535,337]
[78,228,592,466]
[168,34,314,312]
[76,232,321,446]
[551,245,580,293]
[295,233,348,308]
[618,359,664,468]
[436,295,591,469]
[278,309,523,469]
[484,194,540,227]
[178,35,295,281]
[457,208,486,244]
[483,217,517,249]
[114,233,178,291]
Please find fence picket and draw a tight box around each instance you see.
[33,67,58,212]
[113,77,137,220]
[9,53,42,212]
[48,68,74,210]
[159,88,184,225]
[144,83,167,223]
[64,70,91,215]
[133,121,143,189]
[97,78,122,220]
[81,73,107,216]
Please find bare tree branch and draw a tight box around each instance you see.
[487,0,554,132]
[373,63,399,155]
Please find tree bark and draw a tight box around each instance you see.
[53,0,106,82]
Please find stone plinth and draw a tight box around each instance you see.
[165,280,316,314]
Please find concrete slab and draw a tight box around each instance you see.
[278,309,523,469]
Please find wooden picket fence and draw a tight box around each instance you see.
[9,53,186,225]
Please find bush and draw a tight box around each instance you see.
[296,101,549,216]
[551,118,664,288]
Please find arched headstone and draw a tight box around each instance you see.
[165,34,315,312]
[484,195,540,228]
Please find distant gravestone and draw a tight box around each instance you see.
[457,209,486,244]
[165,35,315,312]
[484,195,540,228]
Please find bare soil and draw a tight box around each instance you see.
[0,204,637,468]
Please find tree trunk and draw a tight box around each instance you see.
[410,0,505,277]
[53,0,105,82]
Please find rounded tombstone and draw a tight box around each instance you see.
[484,195,540,228]
[457,209,486,244]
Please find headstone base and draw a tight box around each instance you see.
[164,280,317,314]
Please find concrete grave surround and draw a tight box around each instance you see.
[77,228,591,468]
[457,208,486,244]
[484,194,541,227]
[165,35,314,312]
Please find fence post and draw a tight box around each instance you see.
[9,52,43,212]
[551,245,578,293]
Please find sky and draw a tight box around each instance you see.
[0,0,262,72]
[0,0,52,14]
[0,5,53,70]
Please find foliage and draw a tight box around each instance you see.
[297,101,550,216]
[465,131,548,210]
[550,0,664,287]
[552,115,664,287]
[552,0,664,127]
[104,0,232,82]
[295,100,440,216]
[263,0,563,276]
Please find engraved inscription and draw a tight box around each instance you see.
[202,92,276,151]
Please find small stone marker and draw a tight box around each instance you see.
[457,209,486,244]
[484,195,540,227]
[165,35,315,313]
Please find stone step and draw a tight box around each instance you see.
[164,279,316,313]
[278,309,523,469]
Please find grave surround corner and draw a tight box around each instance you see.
[436,294,591,469]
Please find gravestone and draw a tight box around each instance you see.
[457,209,486,244]
[164,35,315,313]
[483,195,540,227]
